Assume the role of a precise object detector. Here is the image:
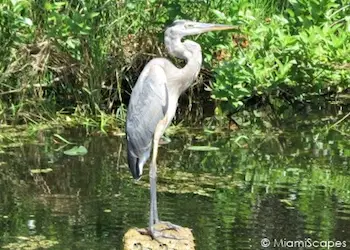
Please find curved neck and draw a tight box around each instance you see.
[164,35,202,94]
[179,47,202,93]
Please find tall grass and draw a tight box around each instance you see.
[0,0,166,125]
[251,0,289,15]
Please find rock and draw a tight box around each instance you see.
[123,223,195,250]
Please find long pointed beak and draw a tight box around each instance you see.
[196,23,239,32]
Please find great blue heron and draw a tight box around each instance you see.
[126,20,236,237]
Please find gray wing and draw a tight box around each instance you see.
[126,64,168,175]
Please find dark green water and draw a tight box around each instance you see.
[0,106,350,249]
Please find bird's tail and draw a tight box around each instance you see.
[127,148,150,180]
[127,150,141,180]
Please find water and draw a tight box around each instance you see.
[0,106,349,250]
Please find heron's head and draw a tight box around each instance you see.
[165,20,237,59]
[165,20,237,38]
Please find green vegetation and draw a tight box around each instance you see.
[1,0,349,128]
[3,235,58,249]
[210,0,350,109]
[63,145,88,156]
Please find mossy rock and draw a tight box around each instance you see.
[123,223,195,250]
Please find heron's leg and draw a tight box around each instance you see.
[149,117,168,228]
[149,162,158,226]
[140,117,184,239]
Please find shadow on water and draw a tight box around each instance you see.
[0,104,349,249]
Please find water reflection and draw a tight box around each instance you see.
[0,112,350,249]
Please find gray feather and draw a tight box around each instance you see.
[126,64,168,178]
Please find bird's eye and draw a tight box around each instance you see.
[185,24,194,28]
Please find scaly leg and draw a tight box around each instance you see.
[150,117,183,238]
[137,116,184,239]
[150,117,167,227]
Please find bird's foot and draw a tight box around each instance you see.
[136,223,185,241]
[157,221,182,231]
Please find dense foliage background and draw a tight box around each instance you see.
[0,0,349,125]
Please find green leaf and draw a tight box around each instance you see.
[280,199,293,207]
[212,9,226,20]
[89,12,100,18]
[126,3,136,9]
[63,146,88,156]
[22,17,33,26]
[53,134,74,144]
[44,2,52,10]
[30,168,53,174]
[187,146,220,151]
[344,149,350,157]
[263,121,272,128]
